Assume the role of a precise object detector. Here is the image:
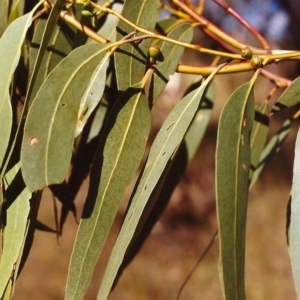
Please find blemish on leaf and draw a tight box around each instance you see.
[162,152,166,156]
[243,117,247,127]
[166,123,174,131]
[242,162,247,171]
[61,103,66,107]
[29,137,39,146]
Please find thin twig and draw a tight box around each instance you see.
[213,0,271,51]
[176,230,219,300]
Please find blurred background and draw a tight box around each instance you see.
[14,0,300,299]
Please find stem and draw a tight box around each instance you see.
[172,0,247,50]
[213,0,271,51]
[60,10,108,44]
[91,2,242,59]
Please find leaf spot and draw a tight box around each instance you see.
[61,103,66,107]
[166,123,174,131]
[29,137,39,146]
[144,185,147,190]
[243,117,247,127]
[162,152,166,156]
[242,162,247,171]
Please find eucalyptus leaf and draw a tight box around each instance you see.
[150,22,194,101]
[65,81,151,300]
[27,0,66,106]
[272,76,300,113]
[96,67,221,300]
[184,81,214,161]
[249,100,269,186]
[114,0,160,91]
[0,3,41,171]
[0,163,31,297]
[290,124,300,298]
[216,78,256,300]
[250,117,291,188]
[21,43,111,192]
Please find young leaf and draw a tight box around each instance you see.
[216,77,256,300]
[249,100,269,184]
[0,163,31,297]
[21,43,111,192]
[271,76,300,113]
[65,81,151,300]
[0,3,40,171]
[149,22,194,101]
[290,124,300,297]
[114,0,160,90]
[96,67,221,300]
[250,117,291,188]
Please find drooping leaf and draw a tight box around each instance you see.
[0,3,41,171]
[96,67,221,300]
[114,0,160,91]
[216,77,256,299]
[149,22,194,102]
[249,100,269,186]
[65,81,151,300]
[21,43,112,192]
[27,0,67,106]
[0,163,31,297]
[250,117,291,188]
[271,76,300,113]
[290,124,300,297]
[184,80,214,161]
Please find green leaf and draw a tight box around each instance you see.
[250,117,291,188]
[271,76,300,113]
[184,81,214,161]
[21,43,111,192]
[249,100,269,186]
[216,78,256,300]
[88,2,123,42]
[0,163,31,297]
[65,81,151,300]
[290,124,300,297]
[0,3,40,171]
[27,0,66,106]
[149,22,193,101]
[96,67,220,300]
[114,0,160,91]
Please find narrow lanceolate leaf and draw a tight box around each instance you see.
[290,124,300,297]
[216,78,256,300]
[249,100,269,185]
[21,44,111,192]
[27,0,67,105]
[65,82,151,300]
[184,81,214,162]
[74,55,109,137]
[96,67,221,300]
[272,76,300,113]
[0,163,31,297]
[114,0,160,90]
[29,17,74,103]
[0,3,40,170]
[149,22,193,102]
[250,117,292,188]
